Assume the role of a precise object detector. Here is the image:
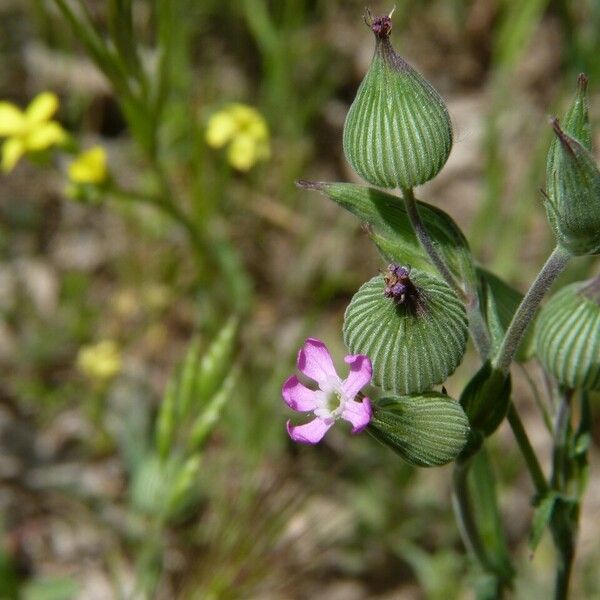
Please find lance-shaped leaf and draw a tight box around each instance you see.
[344,270,468,394]
[535,279,600,390]
[460,361,511,437]
[469,448,515,579]
[477,268,534,361]
[529,492,559,554]
[297,181,476,291]
[367,393,469,466]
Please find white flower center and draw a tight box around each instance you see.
[314,384,345,420]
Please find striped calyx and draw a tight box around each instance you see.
[545,119,600,256]
[343,13,453,189]
[535,279,600,390]
[343,269,468,394]
[367,393,470,467]
[545,76,600,256]
[547,74,592,205]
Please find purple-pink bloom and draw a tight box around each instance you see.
[282,338,373,444]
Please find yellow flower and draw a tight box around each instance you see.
[205,103,270,171]
[77,340,122,382]
[0,92,68,172]
[68,146,108,184]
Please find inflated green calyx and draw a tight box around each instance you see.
[535,279,600,390]
[368,393,470,467]
[544,119,600,256]
[343,267,468,394]
[343,11,453,189]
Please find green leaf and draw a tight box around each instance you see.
[535,281,600,390]
[187,365,239,451]
[196,316,238,401]
[130,454,202,522]
[477,268,534,361]
[155,374,179,460]
[177,336,202,418]
[298,181,476,291]
[368,393,470,467]
[344,271,468,394]
[529,492,559,554]
[460,361,511,437]
[469,449,515,579]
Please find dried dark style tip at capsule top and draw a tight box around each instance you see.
[383,263,421,309]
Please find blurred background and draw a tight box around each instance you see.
[1,0,600,598]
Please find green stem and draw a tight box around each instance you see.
[518,363,553,433]
[550,390,576,600]
[401,187,464,298]
[401,187,492,358]
[402,187,504,586]
[551,390,572,490]
[467,294,493,360]
[493,245,571,374]
[506,405,548,495]
[491,245,570,500]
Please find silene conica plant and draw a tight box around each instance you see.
[285,10,600,599]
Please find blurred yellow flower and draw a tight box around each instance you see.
[0,92,68,172]
[77,340,122,382]
[68,146,108,184]
[205,103,270,171]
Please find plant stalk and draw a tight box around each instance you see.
[550,390,576,600]
[506,405,548,495]
[401,187,465,298]
[493,245,571,374]
[401,187,492,358]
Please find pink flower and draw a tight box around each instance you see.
[282,338,373,444]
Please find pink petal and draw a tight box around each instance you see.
[297,338,339,390]
[341,397,373,434]
[282,376,319,412]
[342,354,373,400]
[286,417,333,444]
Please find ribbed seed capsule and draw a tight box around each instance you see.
[343,12,453,189]
[343,266,468,394]
[367,393,469,467]
[545,120,600,256]
[535,279,600,390]
[547,74,592,200]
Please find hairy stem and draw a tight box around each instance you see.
[402,187,464,297]
[401,187,492,358]
[493,245,571,374]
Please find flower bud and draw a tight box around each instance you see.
[544,119,600,256]
[343,12,453,189]
[546,74,592,217]
[535,279,600,390]
[367,393,469,466]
